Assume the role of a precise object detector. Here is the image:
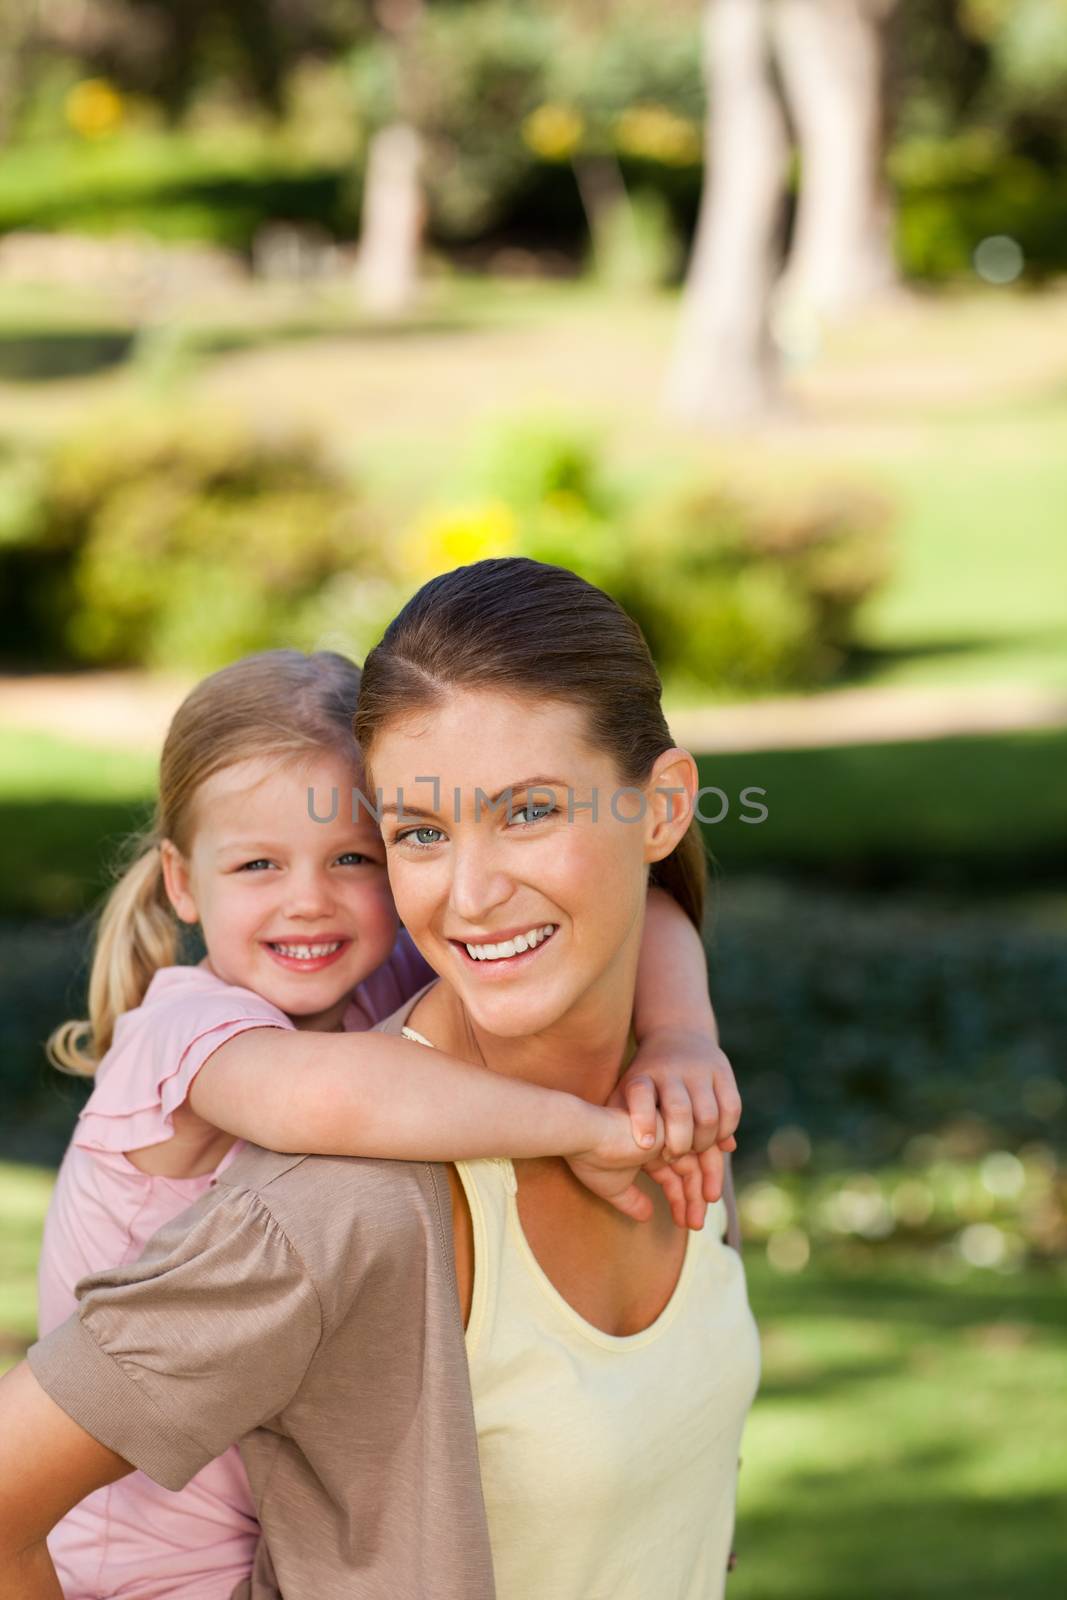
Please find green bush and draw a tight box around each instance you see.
[1,411,381,671]
[354,415,894,697]
[892,131,1067,281]
[2,409,892,689]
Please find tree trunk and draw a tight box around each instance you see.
[355,121,424,316]
[772,0,898,320]
[665,0,789,425]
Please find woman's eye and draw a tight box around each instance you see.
[511,802,557,826]
[395,826,445,849]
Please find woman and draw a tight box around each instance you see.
[1,558,758,1599]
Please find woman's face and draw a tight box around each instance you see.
[370,687,696,1040]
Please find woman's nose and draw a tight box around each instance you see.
[449,841,512,926]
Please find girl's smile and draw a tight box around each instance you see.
[262,936,354,974]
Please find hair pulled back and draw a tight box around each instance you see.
[354,558,708,931]
[49,648,363,1075]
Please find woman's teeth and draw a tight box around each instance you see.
[465,925,557,962]
[270,942,343,960]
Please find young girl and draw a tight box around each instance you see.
[38,647,739,1600]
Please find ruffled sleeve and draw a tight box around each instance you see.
[350,927,437,1027]
[75,966,292,1155]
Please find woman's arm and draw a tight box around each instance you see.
[0,1363,131,1600]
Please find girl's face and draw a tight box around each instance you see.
[370,687,697,1042]
[161,748,398,1031]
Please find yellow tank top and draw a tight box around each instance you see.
[402,1025,762,1600]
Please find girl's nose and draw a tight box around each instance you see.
[282,871,336,919]
[449,841,513,927]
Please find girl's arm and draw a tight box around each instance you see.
[0,1364,131,1600]
[187,1028,665,1221]
[619,886,743,1223]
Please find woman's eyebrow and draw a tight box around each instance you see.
[379,776,569,819]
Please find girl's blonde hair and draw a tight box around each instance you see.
[48,648,363,1076]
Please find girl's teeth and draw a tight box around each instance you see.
[273,942,342,960]
[465,925,556,962]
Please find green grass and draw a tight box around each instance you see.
[849,449,1067,692]
[4,1159,1064,1596]
[733,1254,1067,1599]
[0,728,154,916]
[0,1162,53,1366]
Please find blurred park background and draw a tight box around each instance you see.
[1,0,1066,1594]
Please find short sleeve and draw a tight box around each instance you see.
[27,1182,322,1491]
[75,969,293,1154]
[351,927,436,1026]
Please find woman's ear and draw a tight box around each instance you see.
[643,748,699,865]
[159,839,199,925]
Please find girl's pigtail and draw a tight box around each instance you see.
[47,838,178,1077]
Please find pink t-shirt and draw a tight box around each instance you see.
[38,931,434,1600]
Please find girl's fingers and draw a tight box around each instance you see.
[698,1146,725,1204]
[646,1164,687,1230]
[658,1083,695,1161]
[608,1183,655,1224]
[681,1158,707,1230]
[713,1060,742,1142]
[622,1075,659,1149]
[690,1083,722,1153]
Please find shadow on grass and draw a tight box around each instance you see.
[698,725,1067,889]
[0,329,136,380]
[842,625,1067,687]
[731,1487,1066,1600]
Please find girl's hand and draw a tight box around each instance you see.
[612,1027,741,1220]
[565,1106,667,1223]
[643,1151,713,1232]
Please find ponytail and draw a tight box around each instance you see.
[47,837,178,1077]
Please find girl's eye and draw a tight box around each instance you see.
[395,825,445,850]
[337,851,372,866]
[511,802,557,826]
[238,859,274,872]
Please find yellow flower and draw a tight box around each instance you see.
[521,104,585,163]
[613,104,701,167]
[403,500,519,578]
[65,79,125,140]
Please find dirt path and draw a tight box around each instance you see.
[2,671,1065,757]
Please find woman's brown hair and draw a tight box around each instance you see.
[354,558,709,931]
[49,648,363,1076]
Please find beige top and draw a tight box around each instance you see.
[404,1023,762,1600]
[29,982,496,1600]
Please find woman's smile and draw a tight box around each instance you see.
[451,923,560,975]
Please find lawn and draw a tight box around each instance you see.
[3,1159,1064,1598]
